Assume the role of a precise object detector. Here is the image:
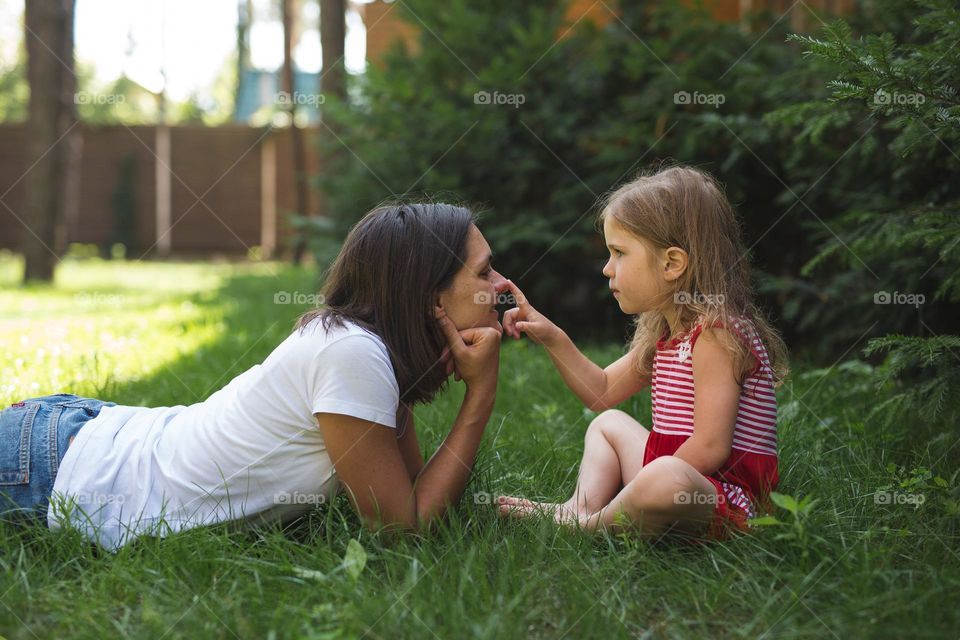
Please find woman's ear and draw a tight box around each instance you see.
[434,303,444,319]
[662,246,688,282]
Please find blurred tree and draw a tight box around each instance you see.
[235,0,253,122]
[22,0,76,283]
[769,0,960,432]
[75,72,159,124]
[0,49,28,122]
[301,0,812,339]
[282,0,310,263]
[294,0,347,264]
[320,0,345,100]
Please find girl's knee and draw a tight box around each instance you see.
[629,457,712,514]
[588,409,646,439]
[586,409,619,440]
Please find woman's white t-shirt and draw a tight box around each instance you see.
[47,317,400,550]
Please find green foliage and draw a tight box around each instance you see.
[307,0,821,339]
[861,334,960,428]
[749,491,827,561]
[0,48,28,122]
[772,0,960,431]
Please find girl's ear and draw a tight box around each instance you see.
[662,246,688,282]
[434,302,444,319]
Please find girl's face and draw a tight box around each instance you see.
[436,224,508,332]
[601,216,685,315]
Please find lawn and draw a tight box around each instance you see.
[0,253,957,639]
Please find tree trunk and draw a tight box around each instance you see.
[320,0,346,103]
[22,0,76,283]
[283,0,311,265]
[291,0,345,265]
[234,0,252,121]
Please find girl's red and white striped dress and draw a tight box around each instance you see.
[642,315,780,541]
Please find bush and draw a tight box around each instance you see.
[309,0,822,340]
[769,0,960,433]
[300,0,957,366]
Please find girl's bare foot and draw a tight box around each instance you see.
[496,496,587,526]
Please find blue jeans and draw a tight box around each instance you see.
[0,393,116,523]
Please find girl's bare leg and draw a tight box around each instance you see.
[498,410,650,519]
[563,455,717,538]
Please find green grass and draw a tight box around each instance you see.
[1,253,958,639]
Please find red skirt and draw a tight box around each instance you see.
[642,430,779,543]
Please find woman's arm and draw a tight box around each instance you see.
[501,280,648,411]
[317,315,500,532]
[395,403,424,480]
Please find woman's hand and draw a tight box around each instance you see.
[501,280,564,347]
[437,312,501,389]
[439,346,460,381]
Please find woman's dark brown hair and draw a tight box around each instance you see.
[295,203,476,405]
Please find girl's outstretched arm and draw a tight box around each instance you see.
[502,280,649,411]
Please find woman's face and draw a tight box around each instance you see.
[436,224,508,332]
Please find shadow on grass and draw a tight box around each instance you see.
[94,264,320,408]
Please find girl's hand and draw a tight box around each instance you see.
[501,280,563,347]
[437,312,501,389]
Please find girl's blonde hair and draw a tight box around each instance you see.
[598,164,789,388]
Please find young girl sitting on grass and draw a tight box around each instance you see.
[497,165,789,542]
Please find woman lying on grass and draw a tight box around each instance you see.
[497,165,789,543]
[0,203,508,550]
